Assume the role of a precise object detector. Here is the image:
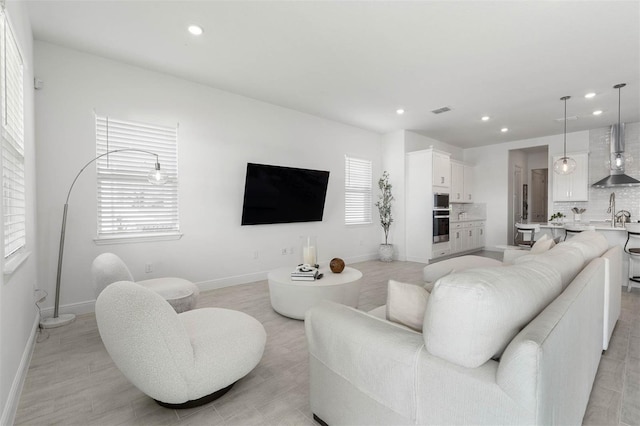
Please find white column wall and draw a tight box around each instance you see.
[34,41,383,315]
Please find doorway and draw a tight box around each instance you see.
[530,168,548,223]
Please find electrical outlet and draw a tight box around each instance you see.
[253,250,259,259]
[281,248,288,255]
[290,246,295,255]
[145,263,153,273]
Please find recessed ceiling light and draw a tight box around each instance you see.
[593,110,603,116]
[501,127,509,133]
[481,116,490,121]
[396,108,405,115]
[188,25,203,36]
[585,92,596,99]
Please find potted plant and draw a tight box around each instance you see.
[375,171,394,262]
[549,212,566,226]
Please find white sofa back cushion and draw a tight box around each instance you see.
[423,262,563,368]
[514,244,585,289]
[562,230,609,261]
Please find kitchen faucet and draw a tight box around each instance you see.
[607,192,616,226]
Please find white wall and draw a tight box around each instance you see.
[464,130,589,249]
[0,2,38,424]
[34,41,383,315]
[381,131,405,259]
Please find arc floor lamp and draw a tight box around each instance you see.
[40,149,166,328]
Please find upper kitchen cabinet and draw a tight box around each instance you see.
[552,152,589,201]
[433,150,451,189]
[451,160,474,203]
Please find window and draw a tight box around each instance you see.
[96,116,179,240]
[1,12,25,259]
[344,156,372,225]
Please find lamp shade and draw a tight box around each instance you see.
[553,156,577,175]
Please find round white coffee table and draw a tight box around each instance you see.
[268,266,363,320]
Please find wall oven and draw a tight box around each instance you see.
[433,210,450,243]
[433,192,450,243]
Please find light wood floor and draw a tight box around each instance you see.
[14,256,640,425]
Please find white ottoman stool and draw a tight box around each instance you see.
[91,253,200,313]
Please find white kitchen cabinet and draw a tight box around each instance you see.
[406,148,451,263]
[463,165,474,203]
[552,152,589,201]
[450,221,485,254]
[451,222,464,253]
[450,160,474,203]
[451,161,464,202]
[433,151,451,189]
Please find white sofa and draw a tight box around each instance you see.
[305,231,621,425]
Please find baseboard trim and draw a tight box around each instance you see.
[1,313,39,426]
[39,299,95,317]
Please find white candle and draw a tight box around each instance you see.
[303,246,316,265]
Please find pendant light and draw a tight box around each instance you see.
[553,95,577,175]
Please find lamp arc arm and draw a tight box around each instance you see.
[65,148,160,204]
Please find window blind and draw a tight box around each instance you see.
[1,12,25,258]
[96,116,179,239]
[344,156,372,225]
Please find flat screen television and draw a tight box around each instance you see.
[241,163,330,225]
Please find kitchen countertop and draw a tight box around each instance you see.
[450,217,486,223]
[540,222,629,232]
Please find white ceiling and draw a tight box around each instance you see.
[25,1,640,149]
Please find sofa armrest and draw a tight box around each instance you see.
[305,301,425,421]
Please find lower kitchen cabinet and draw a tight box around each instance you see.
[450,221,485,254]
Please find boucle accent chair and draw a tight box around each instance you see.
[95,281,267,408]
[91,252,200,313]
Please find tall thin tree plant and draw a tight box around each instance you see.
[375,171,394,245]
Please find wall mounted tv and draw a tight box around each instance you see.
[241,163,330,225]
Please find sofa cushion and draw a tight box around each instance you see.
[386,280,430,332]
[514,244,585,289]
[423,255,502,282]
[562,230,608,262]
[423,261,562,368]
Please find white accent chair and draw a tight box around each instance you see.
[96,280,267,408]
[91,252,199,313]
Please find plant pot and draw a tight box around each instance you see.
[378,244,394,262]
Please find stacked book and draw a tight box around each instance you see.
[291,267,319,281]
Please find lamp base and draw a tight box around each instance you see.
[40,313,76,329]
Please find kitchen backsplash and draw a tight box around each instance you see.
[552,122,640,223]
[451,203,486,221]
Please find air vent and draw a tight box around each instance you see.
[431,106,452,114]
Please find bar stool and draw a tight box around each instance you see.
[514,223,540,248]
[564,224,595,241]
[623,224,640,292]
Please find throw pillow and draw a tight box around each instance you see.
[386,280,430,332]
[530,234,555,254]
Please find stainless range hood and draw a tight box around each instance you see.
[592,83,639,188]
[592,122,640,188]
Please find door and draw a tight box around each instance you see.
[531,168,548,223]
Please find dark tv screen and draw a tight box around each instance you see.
[241,163,330,225]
